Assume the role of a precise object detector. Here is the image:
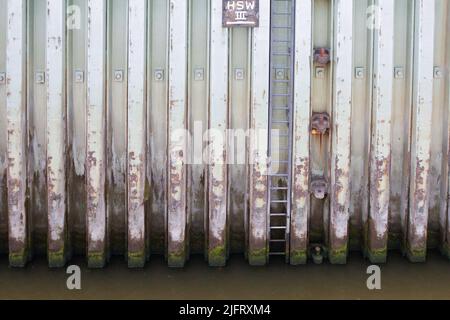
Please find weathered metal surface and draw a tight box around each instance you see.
[127,0,147,268]
[46,0,67,268]
[208,0,229,267]
[407,0,435,262]
[290,0,312,265]
[0,0,449,268]
[6,0,28,267]
[367,0,394,263]
[86,0,107,268]
[167,0,188,268]
[248,0,269,266]
[329,0,353,264]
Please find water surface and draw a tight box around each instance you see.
[0,251,449,300]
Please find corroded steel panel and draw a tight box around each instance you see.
[0,0,447,268]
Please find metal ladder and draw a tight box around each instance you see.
[267,0,295,261]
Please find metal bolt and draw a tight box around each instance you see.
[434,67,443,79]
[355,67,365,79]
[394,67,404,79]
[194,68,204,81]
[154,69,164,81]
[74,70,84,83]
[0,72,5,85]
[35,72,45,84]
[315,67,325,79]
[275,68,285,80]
[114,70,124,82]
[235,68,245,80]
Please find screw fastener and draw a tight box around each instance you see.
[394,67,404,79]
[35,72,45,84]
[74,70,84,83]
[114,70,124,82]
[355,67,365,79]
[235,68,245,80]
[154,69,164,81]
[434,67,443,79]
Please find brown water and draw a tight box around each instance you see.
[0,251,449,300]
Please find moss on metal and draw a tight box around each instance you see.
[48,248,66,268]
[248,248,267,266]
[208,246,226,267]
[9,249,28,268]
[366,247,387,264]
[168,251,186,268]
[128,251,146,268]
[88,252,106,269]
[328,244,347,264]
[406,246,427,263]
[290,249,307,265]
[440,243,450,259]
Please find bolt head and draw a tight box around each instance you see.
[114,70,124,82]
[434,67,443,79]
[74,71,84,83]
[394,67,404,79]
[315,67,325,79]
[35,72,45,84]
[235,68,245,80]
[154,69,164,81]
[355,67,365,79]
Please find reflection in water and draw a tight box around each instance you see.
[0,251,449,300]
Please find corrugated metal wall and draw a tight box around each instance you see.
[0,0,449,268]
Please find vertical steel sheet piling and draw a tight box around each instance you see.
[167,0,188,267]
[86,0,107,268]
[207,0,229,267]
[444,0,450,258]
[0,0,8,255]
[46,0,67,267]
[329,0,353,264]
[407,0,435,262]
[367,0,394,263]
[0,0,449,268]
[127,0,147,268]
[290,0,312,265]
[6,0,28,267]
[248,0,270,266]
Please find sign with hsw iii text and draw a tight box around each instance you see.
[223,0,259,28]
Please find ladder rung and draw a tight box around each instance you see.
[272,120,290,124]
[270,239,286,243]
[271,200,288,203]
[270,213,287,217]
[273,93,291,97]
[270,226,287,230]
[270,173,288,177]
